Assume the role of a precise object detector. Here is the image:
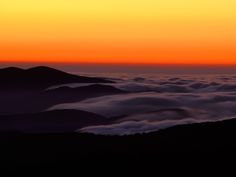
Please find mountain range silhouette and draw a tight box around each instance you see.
[0,66,113,90]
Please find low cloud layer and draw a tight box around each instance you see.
[78,116,235,135]
[49,74,236,135]
[78,119,203,135]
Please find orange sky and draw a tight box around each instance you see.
[0,0,236,65]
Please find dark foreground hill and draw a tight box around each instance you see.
[0,117,236,173]
[0,66,113,90]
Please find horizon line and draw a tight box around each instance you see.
[1,61,236,67]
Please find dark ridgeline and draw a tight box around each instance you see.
[0,66,113,90]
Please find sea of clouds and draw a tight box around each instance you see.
[49,74,236,135]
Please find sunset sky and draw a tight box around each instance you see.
[0,0,236,65]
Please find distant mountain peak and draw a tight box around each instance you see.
[0,67,24,72]
[26,66,65,73]
[28,66,53,70]
[0,66,113,90]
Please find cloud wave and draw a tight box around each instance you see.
[49,74,236,135]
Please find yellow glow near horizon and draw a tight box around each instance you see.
[0,0,236,64]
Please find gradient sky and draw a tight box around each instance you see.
[0,0,236,64]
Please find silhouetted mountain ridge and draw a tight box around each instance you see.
[0,66,113,90]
